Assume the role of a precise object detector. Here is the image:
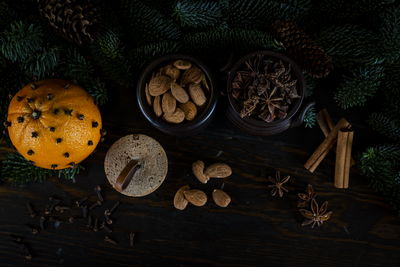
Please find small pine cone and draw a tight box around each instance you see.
[38,0,98,45]
[271,20,332,79]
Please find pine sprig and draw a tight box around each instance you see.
[0,21,43,63]
[62,48,95,83]
[0,152,85,186]
[303,106,316,128]
[316,24,379,69]
[173,0,223,29]
[120,0,181,44]
[368,113,400,142]
[86,78,108,106]
[90,29,133,87]
[381,7,400,63]
[23,47,60,79]
[334,62,384,109]
[183,28,281,53]
[128,41,181,69]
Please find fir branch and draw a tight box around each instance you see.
[304,73,316,97]
[182,28,281,54]
[62,48,95,83]
[128,41,181,69]
[173,0,224,29]
[0,21,43,63]
[120,0,181,44]
[303,106,316,128]
[0,152,53,186]
[278,0,312,21]
[0,152,85,186]
[359,144,400,212]
[380,7,400,63]
[86,78,108,106]
[334,62,384,109]
[23,47,60,79]
[316,25,379,69]
[90,29,133,87]
[368,113,400,142]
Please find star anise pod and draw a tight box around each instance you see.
[240,96,260,118]
[267,170,290,197]
[299,198,332,228]
[258,87,285,122]
[297,184,316,208]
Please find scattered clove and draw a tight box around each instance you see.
[104,213,113,225]
[100,221,112,233]
[39,216,46,230]
[94,185,104,202]
[75,197,88,207]
[104,236,118,245]
[10,235,24,243]
[26,224,39,235]
[129,232,135,247]
[54,205,71,213]
[105,201,120,216]
[68,217,76,224]
[26,201,37,218]
[89,200,102,210]
[81,205,88,218]
[86,215,92,229]
[93,217,99,232]
[20,243,33,261]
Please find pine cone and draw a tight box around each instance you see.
[271,20,332,79]
[38,0,98,45]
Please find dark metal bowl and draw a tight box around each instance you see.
[226,50,314,136]
[137,54,218,136]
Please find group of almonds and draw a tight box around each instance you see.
[145,59,209,124]
[174,161,232,210]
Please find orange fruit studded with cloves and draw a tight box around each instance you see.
[6,79,102,170]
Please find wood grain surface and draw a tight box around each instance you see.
[0,83,400,267]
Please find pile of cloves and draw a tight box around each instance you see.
[13,185,137,260]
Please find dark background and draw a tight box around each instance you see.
[1,72,400,267]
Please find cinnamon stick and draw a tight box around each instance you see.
[317,109,334,137]
[304,118,350,173]
[335,131,354,188]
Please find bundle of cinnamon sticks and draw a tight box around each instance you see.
[304,109,354,189]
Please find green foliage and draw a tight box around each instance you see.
[334,62,384,109]
[0,152,84,186]
[86,78,108,106]
[304,73,316,97]
[316,25,379,69]
[368,113,400,142]
[303,106,316,128]
[0,21,43,63]
[120,0,181,43]
[23,47,60,79]
[91,29,133,87]
[223,0,311,29]
[128,41,181,69]
[62,48,95,83]
[173,0,223,29]
[183,28,281,54]
[380,7,400,63]
[359,144,400,212]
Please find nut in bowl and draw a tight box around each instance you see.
[137,54,218,136]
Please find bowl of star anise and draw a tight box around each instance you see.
[226,51,313,136]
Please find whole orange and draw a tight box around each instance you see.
[6,79,102,170]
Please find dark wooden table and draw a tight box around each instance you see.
[1,83,400,267]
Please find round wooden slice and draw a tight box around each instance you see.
[104,134,168,197]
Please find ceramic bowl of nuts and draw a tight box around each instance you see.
[137,54,218,136]
[226,50,315,136]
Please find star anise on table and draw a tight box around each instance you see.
[299,198,333,228]
[297,184,316,208]
[267,170,291,197]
